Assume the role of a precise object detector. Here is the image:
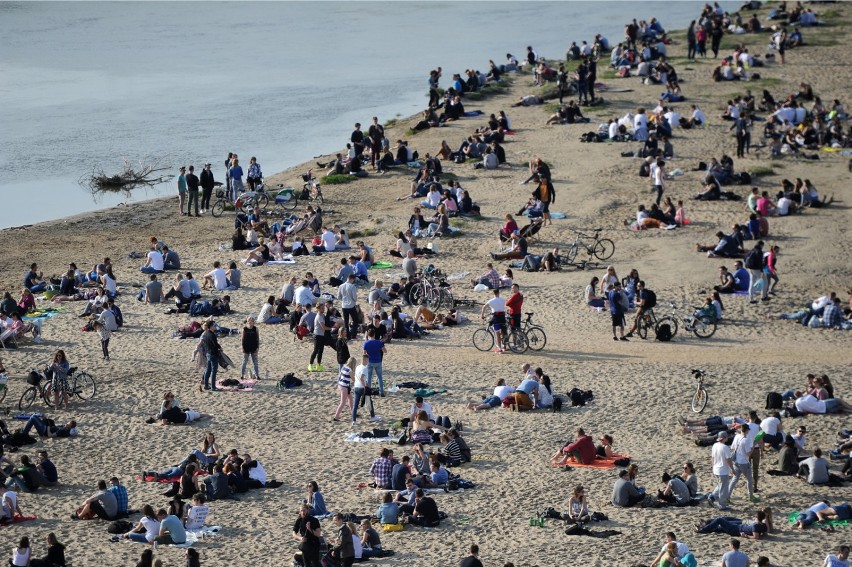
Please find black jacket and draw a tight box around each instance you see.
[200,169,215,190]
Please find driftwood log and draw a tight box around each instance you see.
[80,159,172,196]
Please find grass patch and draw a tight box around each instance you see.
[748,166,775,176]
[384,118,398,128]
[544,102,562,114]
[348,228,378,239]
[751,77,783,87]
[320,174,356,185]
[405,128,419,137]
[769,161,784,169]
[600,68,618,80]
[465,91,484,101]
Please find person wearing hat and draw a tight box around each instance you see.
[199,163,215,214]
[710,431,734,510]
[176,166,187,216]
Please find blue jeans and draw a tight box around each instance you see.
[5,476,30,492]
[729,461,754,498]
[158,466,183,478]
[203,353,218,389]
[22,414,48,436]
[366,362,384,396]
[263,316,283,324]
[127,533,150,543]
[698,517,741,536]
[29,282,47,293]
[352,387,373,422]
[796,511,818,527]
[712,474,731,507]
[140,266,162,274]
[361,547,383,559]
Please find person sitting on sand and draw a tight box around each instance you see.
[696,231,742,258]
[584,277,606,308]
[410,410,447,445]
[657,472,692,507]
[72,479,118,520]
[376,492,399,525]
[124,504,161,543]
[565,485,591,523]
[159,397,210,426]
[491,231,528,261]
[612,469,645,507]
[467,378,515,411]
[597,435,615,458]
[551,428,596,465]
[696,508,773,539]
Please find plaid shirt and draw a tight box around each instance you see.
[822,303,842,328]
[108,485,128,513]
[479,269,500,289]
[370,457,393,488]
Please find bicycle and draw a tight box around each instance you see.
[655,303,717,339]
[519,312,547,351]
[409,267,447,310]
[563,228,615,265]
[41,366,96,408]
[210,187,269,218]
[691,368,709,413]
[18,368,51,410]
[472,320,528,354]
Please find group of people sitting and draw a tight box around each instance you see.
[466,364,555,412]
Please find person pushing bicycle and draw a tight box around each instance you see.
[625,280,656,338]
[481,288,508,353]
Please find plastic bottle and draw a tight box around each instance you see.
[264,370,269,381]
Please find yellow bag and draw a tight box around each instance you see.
[382,523,404,532]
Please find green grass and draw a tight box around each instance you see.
[465,91,484,101]
[384,118,398,128]
[751,77,783,87]
[748,166,775,176]
[600,68,618,80]
[348,228,377,239]
[406,128,419,137]
[769,161,785,169]
[320,174,356,185]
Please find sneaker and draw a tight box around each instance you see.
[619,336,629,341]
[307,364,315,372]
[749,495,761,502]
[351,420,357,427]
[33,337,42,344]
[316,364,326,372]
[370,416,382,422]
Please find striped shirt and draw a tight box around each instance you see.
[337,365,352,388]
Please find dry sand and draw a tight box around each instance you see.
[1,4,851,566]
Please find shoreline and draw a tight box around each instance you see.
[1,4,851,567]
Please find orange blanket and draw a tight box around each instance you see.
[552,454,630,469]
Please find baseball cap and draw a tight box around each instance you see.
[717,431,728,439]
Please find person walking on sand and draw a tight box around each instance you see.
[201,321,221,392]
[241,316,260,380]
[185,165,200,217]
[368,116,384,170]
[176,166,187,216]
[710,431,734,510]
[200,163,215,214]
[308,303,331,372]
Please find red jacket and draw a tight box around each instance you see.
[506,292,524,315]
[564,435,596,464]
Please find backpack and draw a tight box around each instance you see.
[766,392,783,410]
[655,323,673,342]
[641,289,657,310]
[552,397,563,412]
[744,248,763,270]
[107,520,134,534]
[277,373,303,390]
[568,388,593,407]
[738,171,752,185]
[617,67,630,78]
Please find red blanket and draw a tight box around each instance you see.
[552,454,630,469]
[0,515,37,527]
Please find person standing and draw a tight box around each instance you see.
[351,123,365,158]
[480,288,507,353]
[241,316,260,380]
[505,283,524,332]
[732,116,749,159]
[744,241,768,304]
[608,282,628,341]
[710,21,723,58]
[185,165,200,217]
[308,304,330,372]
[338,274,358,340]
[93,320,111,362]
[363,329,387,396]
[576,59,589,106]
[710,431,734,510]
[292,504,323,567]
[652,158,666,206]
[229,158,244,198]
[687,21,697,60]
[224,152,234,198]
[368,116,384,169]
[201,321,221,391]
[729,423,759,503]
[200,163,215,214]
[176,166,187,216]
[247,157,262,191]
[587,57,597,103]
[556,64,568,105]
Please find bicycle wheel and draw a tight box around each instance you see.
[211,200,225,218]
[18,387,37,410]
[691,386,708,413]
[506,329,529,354]
[564,244,578,265]
[525,326,547,351]
[426,288,442,310]
[593,238,615,261]
[41,381,58,408]
[637,315,651,340]
[281,195,298,212]
[73,371,97,400]
[472,328,495,352]
[691,316,717,339]
[254,193,269,209]
[0,385,6,404]
[409,285,425,306]
[655,316,679,338]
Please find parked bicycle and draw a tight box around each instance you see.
[563,228,615,265]
[472,320,528,354]
[210,186,269,218]
[656,303,717,339]
[409,266,452,310]
[519,312,547,351]
[19,366,96,410]
[691,368,709,412]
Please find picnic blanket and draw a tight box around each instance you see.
[549,212,567,219]
[370,261,394,269]
[168,525,223,547]
[787,511,849,527]
[134,471,208,483]
[552,454,630,469]
[266,259,297,265]
[0,515,37,527]
[215,378,258,392]
[24,308,62,320]
[345,432,393,443]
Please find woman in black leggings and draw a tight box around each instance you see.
[308,304,330,371]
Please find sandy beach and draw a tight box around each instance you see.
[1,3,851,566]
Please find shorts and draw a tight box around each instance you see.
[490,313,507,332]
[542,201,550,213]
[824,398,840,413]
[611,313,625,327]
[509,313,521,330]
[483,395,501,408]
[835,503,852,520]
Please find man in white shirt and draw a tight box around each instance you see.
[710,431,733,510]
[480,288,507,353]
[651,532,689,567]
[319,227,337,253]
[203,261,228,291]
[728,424,758,502]
[140,247,164,274]
[294,281,317,307]
[690,104,706,126]
[242,453,266,487]
[337,274,358,339]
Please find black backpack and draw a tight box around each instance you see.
[744,248,763,270]
[766,392,783,410]
[642,289,657,310]
[568,388,594,407]
[655,323,673,342]
[552,397,563,412]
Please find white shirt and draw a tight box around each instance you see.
[760,416,780,436]
[147,250,164,271]
[711,441,732,475]
[692,108,706,124]
[337,281,358,309]
[426,190,441,207]
[140,517,161,541]
[185,505,209,530]
[731,432,753,464]
[313,314,326,336]
[102,273,117,296]
[795,394,825,414]
[294,286,315,306]
[728,105,740,119]
[777,197,793,215]
[664,111,680,128]
[494,385,515,400]
[634,113,648,130]
[258,303,274,323]
[608,122,618,139]
[321,230,337,252]
[248,461,266,485]
[396,239,412,257]
[486,296,507,313]
[353,364,367,389]
[1,490,18,517]
[660,541,690,559]
[653,166,664,186]
[207,267,227,290]
[410,401,435,421]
